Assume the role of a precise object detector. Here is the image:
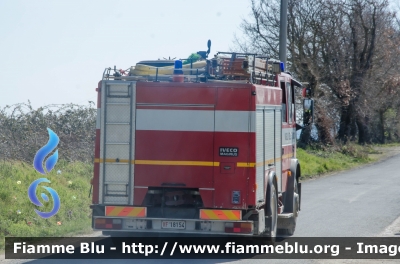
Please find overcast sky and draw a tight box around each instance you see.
[0,0,250,109]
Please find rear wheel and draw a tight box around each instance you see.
[265,183,278,241]
[280,177,299,236]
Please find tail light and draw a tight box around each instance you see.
[225,222,252,234]
[94,218,122,229]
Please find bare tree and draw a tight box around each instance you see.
[235,0,400,145]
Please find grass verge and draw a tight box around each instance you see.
[296,143,394,179]
[0,160,93,251]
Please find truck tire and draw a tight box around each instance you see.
[280,177,300,236]
[265,182,278,241]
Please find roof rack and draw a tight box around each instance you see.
[102,66,208,83]
[211,52,283,85]
[102,51,290,87]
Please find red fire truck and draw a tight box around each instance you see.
[90,42,313,239]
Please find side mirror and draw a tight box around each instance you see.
[303,98,314,126]
[302,87,311,97]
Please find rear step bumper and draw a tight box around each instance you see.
[93,216,255,236]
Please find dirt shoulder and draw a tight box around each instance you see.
[368,145,400,161]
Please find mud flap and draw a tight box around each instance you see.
[257,209,265,235]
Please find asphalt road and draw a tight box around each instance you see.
[294,151,400,237]
[2,152,400,264]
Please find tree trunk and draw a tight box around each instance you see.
[315,105,334,145]
[356,114,371,144]
[378,109,385,144]
[338,103,352,143]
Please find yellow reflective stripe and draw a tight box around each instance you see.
[95,159,267,168]
[265,158,275,165]
[255,161,264,167]
[105,206,146,217]
[95,159,220,166]
[108,206,125,216]
[237,162,256,168]
[95,158,303,168]
[200,209,241,220]
[204,210,219,219]
[134,160,219,166]
[126,207,145,217]
[282,153,294,159]
[223,210,240,220]
[253,153,295,167]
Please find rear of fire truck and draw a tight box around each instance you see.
[90,44,312,239]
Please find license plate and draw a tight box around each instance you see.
[125,219,136,229]
[161,221,186,229]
